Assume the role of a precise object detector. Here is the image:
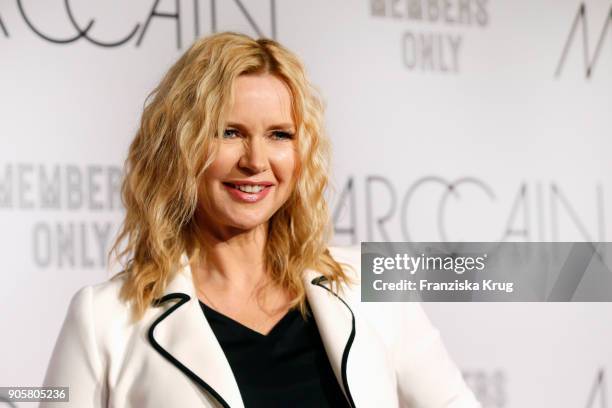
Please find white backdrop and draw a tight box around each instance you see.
[1,1,611,407]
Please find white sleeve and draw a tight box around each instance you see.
[386,302,481,408]
[40,286,106,408]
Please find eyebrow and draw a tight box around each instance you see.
[226,122,296,132]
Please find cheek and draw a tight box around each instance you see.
[271,147,298,182]
[206,147,239,182]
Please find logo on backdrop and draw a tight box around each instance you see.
[0,163,122,269]
[369,0,489,74]
[0,0,277,48]
[585,368,608,408]
[555,2,612,79]
[462,368,609,407]
[332,175,607,244]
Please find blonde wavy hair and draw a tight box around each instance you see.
[110,31,353,322]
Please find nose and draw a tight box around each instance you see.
[238,136,269,174]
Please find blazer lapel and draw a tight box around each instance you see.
[304,269,399,408]
[303,269,357,407]
[148,255,244,408]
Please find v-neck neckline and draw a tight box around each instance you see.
[199,300,298,339]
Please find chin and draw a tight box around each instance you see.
[226,214,271,231]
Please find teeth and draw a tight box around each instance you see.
[234,184,265,193]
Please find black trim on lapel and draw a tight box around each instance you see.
[310,276,357,408]
[148,293,232,408]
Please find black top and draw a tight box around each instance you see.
[199,300,350,408]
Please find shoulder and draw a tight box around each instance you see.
[53,274,141,369]
[61,274,134,342]
[69,274,129,314]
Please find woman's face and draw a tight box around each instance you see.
[198,73,298,234]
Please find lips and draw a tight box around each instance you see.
[223,181,274,186]
[222,182,273,203]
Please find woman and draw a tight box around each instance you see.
[42,32,480,407]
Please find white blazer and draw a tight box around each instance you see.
[41,246,481,408]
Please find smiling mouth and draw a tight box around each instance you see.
[223,183,271,194]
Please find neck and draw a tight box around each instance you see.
[192,220,269,292]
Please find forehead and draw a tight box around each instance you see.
[227,74,294,125]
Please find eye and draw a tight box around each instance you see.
[222,129,239,139]
[271,131,294,140]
